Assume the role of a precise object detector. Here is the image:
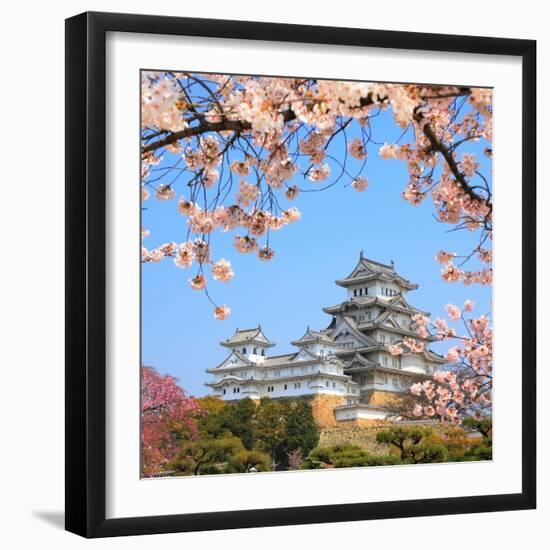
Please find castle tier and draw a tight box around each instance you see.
[205,253,447,423]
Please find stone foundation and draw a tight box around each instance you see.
[362,389,413,410]
[319,424,394,454]
[309,394,347,428]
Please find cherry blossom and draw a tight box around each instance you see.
[189,274,207,290]
[141,365,200,476]
[214,305,231,320]
[258,245,275,261]
[408,302,492,423]
[211,259,234,282]
[141,73,492,318]
[352,176,369,192]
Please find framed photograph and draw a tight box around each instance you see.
[65,11,536,538]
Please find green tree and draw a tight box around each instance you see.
[222,398,257,449]
[285,400,319,458]
[169,436,244,476]
[462,416,493,442]
[226,450,272,473]
[376,426,448,464]
[251,398,288,468]
[302,445,400,469]
[251,398,319,469]
[197,397,257,449]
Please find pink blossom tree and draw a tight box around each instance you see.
[141,73,492,319]
[389,302,492,423]
[141,365,201,476]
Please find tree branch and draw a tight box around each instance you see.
[414,112,492,213]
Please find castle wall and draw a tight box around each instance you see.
[361,389,415,410]
[309,394,347,428]
[319,423,393,454]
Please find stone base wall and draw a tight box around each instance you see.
[319,424,394,454]
[309,394,347,428]
[361,389,411,409]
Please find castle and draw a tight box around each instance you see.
[205,253,447,425]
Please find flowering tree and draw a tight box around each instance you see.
[141,365,201,476]
[141,72,492,319]
[388,301,492,423]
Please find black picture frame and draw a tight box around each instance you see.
[65,11,536,538]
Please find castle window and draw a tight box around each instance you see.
[223,389,226,395]
[253,347,257,354]
[284,384,288,390]
[365,287,369,295]
[242,348,246,354]
[326,380,330,387]
[353,289,357,297]
[294,382,301,389]
[332,382,336,388]
[261,349,265,356]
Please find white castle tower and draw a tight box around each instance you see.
[205,253,447,424]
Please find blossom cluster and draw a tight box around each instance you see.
[141,366,201,476]
[408,300,492,423]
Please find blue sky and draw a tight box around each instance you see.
[142,93,492,397]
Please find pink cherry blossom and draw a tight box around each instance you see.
[258,246,275,261]
[445,303,461,321]
[388,344,403,356]
[211,259,234,282]
[155,184,176,200]
[348,138,368,160]
[351,176,369,192]
[214,305,231,320]
[234,235,258,253]
[189,274,206,290]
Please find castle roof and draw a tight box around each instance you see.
[335,253,418,290]
[220,326,275,348]
[327,315,379,348]
[323,294,428,316]
[355,310,436,341]
[290,327,337,347]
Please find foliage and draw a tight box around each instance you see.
[251,398,319,469]
[197,396,256,449]
[376,426,447,463]
[226,450,272,473]
[140,365,201,477]
[462,415,493,442]
[376,424,491,463]
[302,445,399,469]
[192,397,319,471]
[169,436,245,476]
[281,399,320,461]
